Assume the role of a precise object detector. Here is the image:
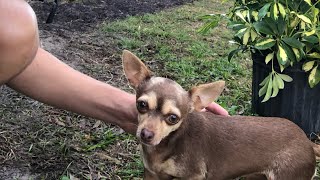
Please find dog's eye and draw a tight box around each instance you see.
[136,100,149,113]
[166,114,179,125]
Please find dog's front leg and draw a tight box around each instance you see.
[144,168,159,180]
[244,174,267,180]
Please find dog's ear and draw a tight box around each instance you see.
[122,50,151,89]
[189,81,225,112]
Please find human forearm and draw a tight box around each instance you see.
[7,48,138,134]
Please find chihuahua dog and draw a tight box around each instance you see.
[122,50,319,180]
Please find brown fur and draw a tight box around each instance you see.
[122,50,318,180]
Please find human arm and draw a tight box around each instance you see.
[7,48,138,134]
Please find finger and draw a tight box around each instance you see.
[205,102,229,116]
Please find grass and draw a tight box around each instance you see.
[103,0,252,116]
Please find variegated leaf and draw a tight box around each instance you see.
[243,28,250,45]
[292,48,302,61]
[235,28,248,38]
[304,0,312,6]
[265,52,274,64]
[255,38,276,50]
[297,14,312,24]
[252,11,259,21]
[277,3,286,18]
[235,11,247,22]
[307,52,320,59]
[303,61,315,72]
[250,29,258,42]
[271,3,279,20]
[309,65,320,88]
[304,29,316,36]
[277,45,288,65]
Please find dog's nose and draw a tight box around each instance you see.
[140,128,154,142]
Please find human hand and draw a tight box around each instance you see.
[204,102,229,116]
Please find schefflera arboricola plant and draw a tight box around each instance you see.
[225,0,320,102]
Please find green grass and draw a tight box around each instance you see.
[103,0,251,116]
[102,0,320,178]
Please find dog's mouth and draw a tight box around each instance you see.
[137,135,161,146]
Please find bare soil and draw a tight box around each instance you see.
[0,0,194,179]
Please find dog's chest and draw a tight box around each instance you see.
[141,146,183,177]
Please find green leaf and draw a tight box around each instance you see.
[271,75,279,98]
[277,45,289,65]
[303,35,319,44]
[264,17,279,34]
[304,0,312,6]
[255,38,276,50]
[258,3,272,19]
[259,74,271,97]
[228,49,242,61]
[296,14,312,24]
[262,76,273,102]
[61,176,70,180]
[278,74,293,82]
[277,17,286,35]
[282,37,304,49]
[265,52,274,64]
[253,21,274,35]
[275,74,284,89]
[309,65,320,88]
[228,22,246,31]
[197,21,219,34]
[197,15,221,34]
[307,52,320,59]
[259,73,271,86]
[303,61,315,72]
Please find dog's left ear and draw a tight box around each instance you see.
[122,50,152,89]
[189,81,225,112]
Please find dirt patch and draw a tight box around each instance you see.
[0,0,195,179]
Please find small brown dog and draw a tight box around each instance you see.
[122,50,320,180]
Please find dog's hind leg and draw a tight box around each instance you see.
[269,166,315,180]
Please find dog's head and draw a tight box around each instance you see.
[122,50,225,146]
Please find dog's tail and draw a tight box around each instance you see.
[313,143,320,160]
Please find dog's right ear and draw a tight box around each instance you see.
[122,50,151,89]
[189,81,225,112]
